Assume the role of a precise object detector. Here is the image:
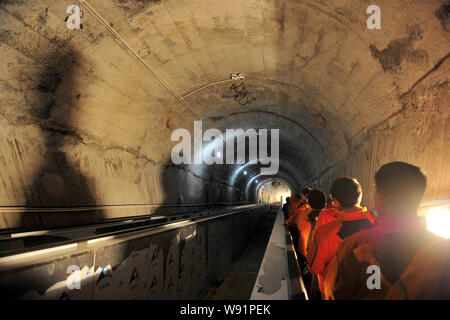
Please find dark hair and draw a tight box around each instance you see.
[375,161,426,210]
[307,189,326,222]
[330,177,362,208]
[302,187,313,197]
[307,189,326,210]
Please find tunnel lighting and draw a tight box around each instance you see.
[185,230,197,240]
[0,243,78,265]
[425,206,450,239]
[87,236,115,245]
[244,170,247,175]
[255,180,258,183]
[216,151,221,158]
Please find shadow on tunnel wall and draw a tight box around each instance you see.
[19,43,103,232]
[153,159,246,217]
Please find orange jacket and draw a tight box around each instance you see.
[307,207,375,293]
[307,204,340,254]
[385,238,450,299]
[295,207,319,257]
[323,216,449,300]
[289,196,304,214]
[286,199,308,227]
[285,196,297,221]
[317,204,339,227]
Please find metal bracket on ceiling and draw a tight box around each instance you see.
[230,73,245,81]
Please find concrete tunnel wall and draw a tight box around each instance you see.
[0,0,449,230]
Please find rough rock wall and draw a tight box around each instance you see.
[310,56,450,208]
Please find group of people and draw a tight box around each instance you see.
[283,161,449,300]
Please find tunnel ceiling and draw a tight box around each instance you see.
[0,0,449,217]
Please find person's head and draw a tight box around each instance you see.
[330,177,362,208]
[301,187,313,201]
[286,196,290,204]
[374,162,426,216]
[289,194,299,204]
[308,189,327,210]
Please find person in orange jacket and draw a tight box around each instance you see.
[286,194,301,223]
[384,237,449,299]
[296,189,327,300]
[307,177,376,294]
[306,196,339,250]
[323,162,450,300]
[316,196,339,227]
[296,189,327,258]
[286,187,312,226]
[286,188,312,260]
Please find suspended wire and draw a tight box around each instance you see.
[78,0,196,118]
[181,78,236,98]
[77,0,84,18]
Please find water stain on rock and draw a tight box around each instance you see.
[435,1,450,31]
[31,47,77,122]
[36,71,62,93]
[370,24,429,72]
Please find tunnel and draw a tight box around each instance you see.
[0,0,449,301]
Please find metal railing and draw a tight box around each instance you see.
[0,204,266,270]
[250,206,308,300]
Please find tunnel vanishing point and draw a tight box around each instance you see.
[0,0,449,300]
